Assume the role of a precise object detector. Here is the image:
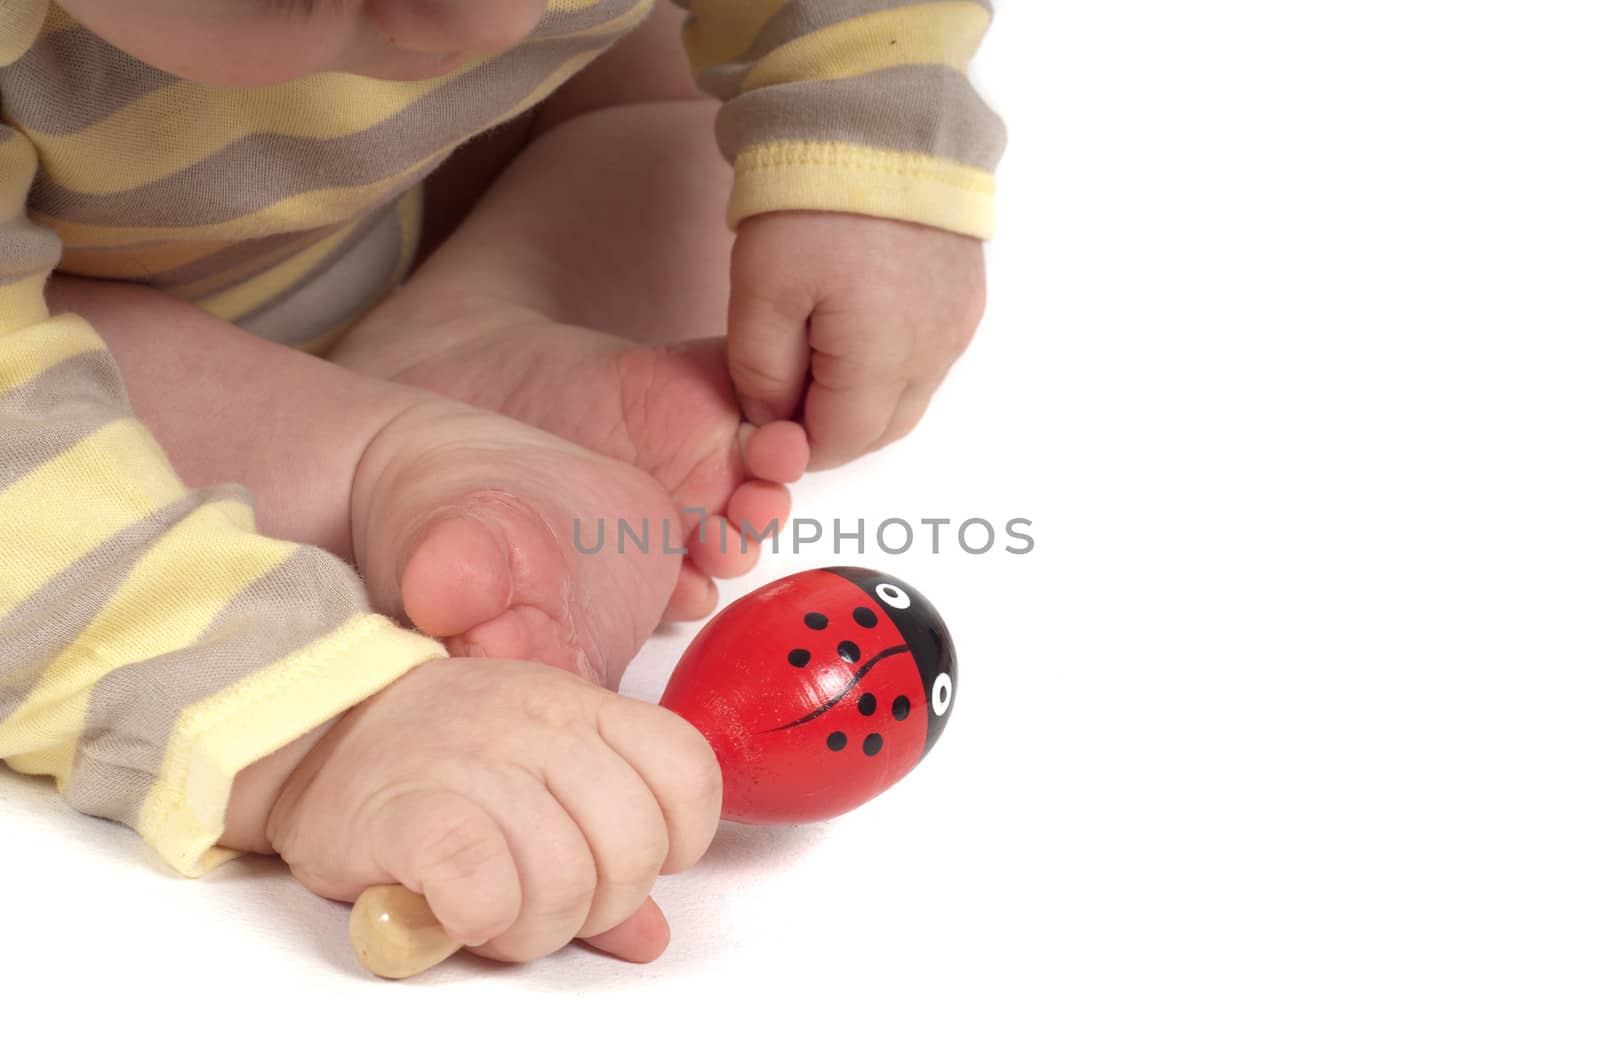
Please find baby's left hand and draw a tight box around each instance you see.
[728,211,986,470]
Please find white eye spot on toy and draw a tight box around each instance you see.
[931,672,954,716]
[876,583,911,609]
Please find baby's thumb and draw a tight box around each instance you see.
[580,897,671,963]
[728,286,811,426]
[371,790,521,948]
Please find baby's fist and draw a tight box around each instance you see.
[262,659,722,965]
[729,212,986,470]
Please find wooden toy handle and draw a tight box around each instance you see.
[349,884,461,979]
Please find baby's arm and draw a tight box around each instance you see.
[670,1,1005,467]
[0,128,444,876]
[36,266,721,969]
[45,275,421,560]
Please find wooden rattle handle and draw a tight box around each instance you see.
[349,884,461,979]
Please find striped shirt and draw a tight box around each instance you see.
[0,0,1004,875]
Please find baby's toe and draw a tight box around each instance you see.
[664,563,718,623]
[726,480,791,542]
[447,606,602,682]
[399,513,512,639]
[742,420,810,484]
[688,515,762,580]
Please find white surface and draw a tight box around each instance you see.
[4,2,1598,1058]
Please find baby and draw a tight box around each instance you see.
[0,0,1002,965]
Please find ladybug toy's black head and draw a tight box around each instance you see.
[824,567,957,759]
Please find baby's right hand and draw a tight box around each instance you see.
[262,658,722,964]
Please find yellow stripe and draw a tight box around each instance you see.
[0,0,47,68]
[138,615,448,876]
[196,214,365,321]
[729,140,996,239]
[682,0,789,71]
[0,314,115,397]
[0,122,40,216]
[393,181,424,281]
[0,418,190,614]
[553,0,657,30]
[39,4,73,34]
[0,269,54,331]
[21,59,492,197]
[743,1,990,91]
[2,495,269,782]
[297,322,355,359]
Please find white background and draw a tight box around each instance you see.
[4,2,1598,1059]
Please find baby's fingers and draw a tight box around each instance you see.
[540,732,671,939]
[803,367,907,471]
[370,790,520,949]
[597,697,723,875]
[470,782,598,964]
[869,379,939,455]
[728,278,810,425]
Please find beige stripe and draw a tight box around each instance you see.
[34,153,435,250]
[0,347,127,494]
[29,35,606,229]
[693,60,750,101]
[738,0,992,67]
[131,226,339,295]
[235,197,406,345]
[63,544,372,826]
[688,0,994,99]
[0,488,235,726]
[715,62,1005,170]
[0,214,62,286]
[0,24,177,136]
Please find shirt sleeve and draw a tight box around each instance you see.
[0,120,447,877]
[669,0,1007,239]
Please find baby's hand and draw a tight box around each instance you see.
[262,659,722,964]
[729,212,986,470]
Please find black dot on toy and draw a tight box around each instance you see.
[853,606,878,628]
[826,731,847,751]
[788,648,811,667]
[858,692,878,716]
[863,733,884,756]
[892,695,911,720]
[838,640,860,663]
[804,612,828,630]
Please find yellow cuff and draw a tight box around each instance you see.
[135,614,447,877]
[729,140,997,240]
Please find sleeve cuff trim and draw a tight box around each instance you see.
[136,614,446,876]
[729,140,996,239]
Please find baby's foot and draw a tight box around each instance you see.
[351,396,684,687]
[334,299,810,619]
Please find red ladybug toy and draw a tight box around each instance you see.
[661,567,957,823]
